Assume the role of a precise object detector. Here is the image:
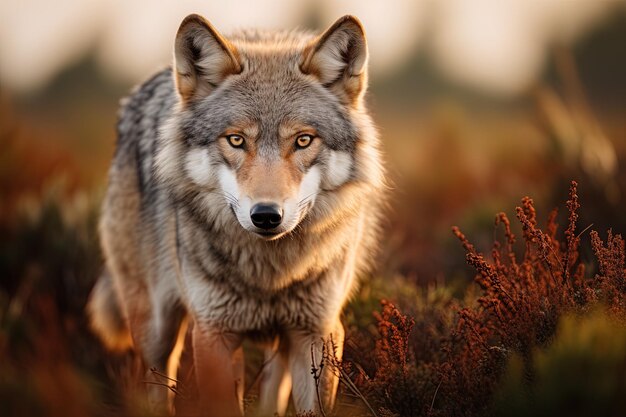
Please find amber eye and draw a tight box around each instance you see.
[226,134,245,148]
[295,134,313,149]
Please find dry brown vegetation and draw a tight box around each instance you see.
[339,181,626,417]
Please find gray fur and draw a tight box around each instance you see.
[87,268,132,351]
[88,14,385,416]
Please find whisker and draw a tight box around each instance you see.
[297,196,317,210]
[207,190,240,209]
[297,192,318,206]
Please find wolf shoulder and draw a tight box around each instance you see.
[114,68,177,160]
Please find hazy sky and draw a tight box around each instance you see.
[0,0,624,96]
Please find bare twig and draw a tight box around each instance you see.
[429,380,443,414]
[244,347,279,395]
[577,223,594,239]
[337,367,379,417]
[143,380,186,398]
[311,343,327,417]
[324,337,378,417]
[149,367,179,383]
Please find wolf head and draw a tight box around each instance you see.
[156,14,382,241]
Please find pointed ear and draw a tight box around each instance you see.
[301,15,368,105]
[174,14,241,104]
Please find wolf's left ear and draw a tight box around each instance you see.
[301,15,368,106]
[174,14,242,104]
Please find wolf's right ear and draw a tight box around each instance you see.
[174,14,241,104]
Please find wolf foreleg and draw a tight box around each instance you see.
[288,321,345,415]
[258,338,291,416]
[192,324,244,417]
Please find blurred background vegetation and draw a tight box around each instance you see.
[1,1,625,416]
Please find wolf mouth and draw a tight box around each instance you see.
[254,230,284,240]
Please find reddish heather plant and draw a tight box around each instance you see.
[348,300,434,417]
[347,181,626,417]
[590,229,626,318]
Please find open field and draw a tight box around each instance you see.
[2,88,626,415]
[2,6,626,416]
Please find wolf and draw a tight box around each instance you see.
[87,13,385,416]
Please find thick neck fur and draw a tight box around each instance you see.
[175,176,379,293]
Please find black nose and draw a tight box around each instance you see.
[250,203,283,230]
